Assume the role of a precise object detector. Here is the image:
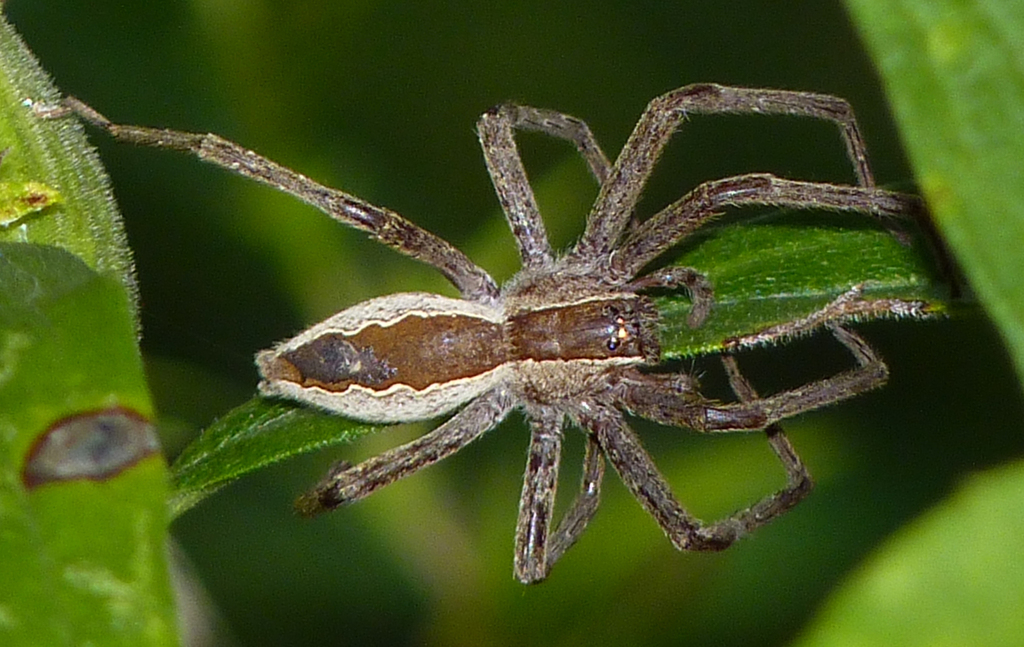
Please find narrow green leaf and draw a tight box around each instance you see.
[169,398,382,518]
[659,213,945,357]
[793,458,1024,647]
[844,0,1024,388]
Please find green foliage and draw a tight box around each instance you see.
[794,459,1024,647]
[845,0,1024,389]
[3,1,1022,646]
[170,399,380,518]
[0,244,177,647]
[0,15,136,309]
[0,17,177,647]
[660,217,943,357]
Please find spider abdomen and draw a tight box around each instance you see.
[256,292,509,422]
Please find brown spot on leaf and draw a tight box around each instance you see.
[22,407,160,488]
[22,192,51,207]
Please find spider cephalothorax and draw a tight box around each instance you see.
[55,83,927,583]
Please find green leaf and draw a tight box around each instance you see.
[844,0,1024,389]
[169,398,382,518]
[658,213,945,357]
[0,13,136,311]
[0,15,176,646]
[792,458,1024,647]
[0,244,176,647]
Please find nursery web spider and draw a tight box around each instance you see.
[46,84,926,583]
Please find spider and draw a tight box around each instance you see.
[50,84,925,583]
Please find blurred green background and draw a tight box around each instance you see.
[7,1,1023,645]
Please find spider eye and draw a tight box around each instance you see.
[606,317,632,352]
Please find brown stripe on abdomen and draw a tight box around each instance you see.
[273,314,508,392]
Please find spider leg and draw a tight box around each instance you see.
[514,412,564,583]
[715,324,888,430]
[514,422,606,583]
[573,83,879,262]
[43,97,499,302]
[626,265,714,328]
[477,104,612,269]
[615,172,921,277]
[295,388,513,516]
[594,360,816,552]
[479,104,613,184]
[717,354,814,530]
[585,367,817,554]
[546,434,605,568]
[615,323,887,433]
[724,283,931,349]
[580,404,739,550]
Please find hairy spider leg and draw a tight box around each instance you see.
[513,423,611,583]
[572,83,879,262]
[49,97,500,302]
[477,104,611,270]
[722,284,930,350]
[544,435,605,569]
[616,324,886,434]
[616,173,921,277]
[719,355,814,530]
[580,327,876,553]
[514,410,564,582]
[582,403,745,550]
[478,103,715,320]
[296,388,514,515]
